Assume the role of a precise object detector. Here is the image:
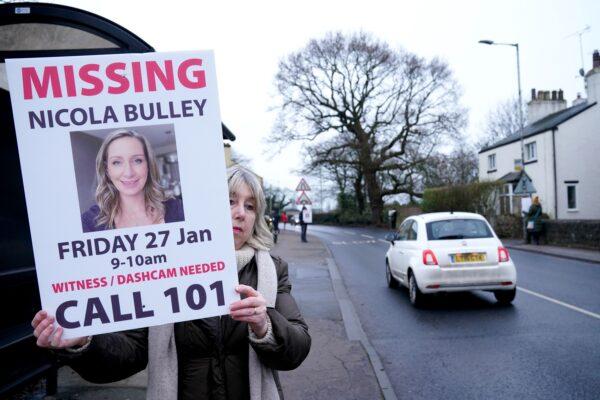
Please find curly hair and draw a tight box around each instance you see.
[94,129,167,229]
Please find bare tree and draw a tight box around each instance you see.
[263,184,294,214]
[419,146,479,188]
[302,137,366,212]
[478,97,526,149]
[270,32,465,223]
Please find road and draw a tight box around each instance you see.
[304,224,600,400]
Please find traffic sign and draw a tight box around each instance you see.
[295,178,311,191]
[295,191,312,205]
[514,173,536,195]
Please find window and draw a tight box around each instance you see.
[525,142,537,161]
[426,219,493,240]
[397,220,412,240]
[567,185,577,210]
[407,221,418,241]
[488,154,496,171]
[499,184,511,215]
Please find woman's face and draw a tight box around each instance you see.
[230,182,257,250]
[106,137,148,198]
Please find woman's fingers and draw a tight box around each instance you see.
[50,326,63,347]
[36,323,55,348]
[33,315,54,339]
[31,310,47,329]
[235,284,259,298]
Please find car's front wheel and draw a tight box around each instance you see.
[386,261,398,288]
[494,287,516,305]
[408,273,425,307]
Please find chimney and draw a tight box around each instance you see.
[527,87,567,124]
[573,93,586,106]
[585,50,600,103]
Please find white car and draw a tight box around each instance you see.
[385,212,517,307]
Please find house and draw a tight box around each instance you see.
[478,51,600,220]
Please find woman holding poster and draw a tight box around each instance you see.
[81,129,184,232]
[32,165,311,400]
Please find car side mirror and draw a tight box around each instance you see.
[385,232,397,244]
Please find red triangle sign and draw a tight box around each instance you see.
[295,191,312,205]
[295,178,311,191]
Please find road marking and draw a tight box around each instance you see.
[361,234,374,239]
[378,239,389,244]
[518,287,600,320]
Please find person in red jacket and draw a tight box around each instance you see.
[280,211,288,230]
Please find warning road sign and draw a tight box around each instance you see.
[295,178,311,192]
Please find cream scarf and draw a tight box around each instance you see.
[147,245,279,400]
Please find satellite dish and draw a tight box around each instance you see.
[579,68,585,77]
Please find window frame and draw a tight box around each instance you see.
[487,153,496,172]
[525,141,537,162]
[566,184,578,211]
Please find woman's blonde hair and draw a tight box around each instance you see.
[95,129,167,229]
[227,165,273,250]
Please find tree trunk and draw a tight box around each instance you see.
[363,168,384,224]
[353,172,365,214]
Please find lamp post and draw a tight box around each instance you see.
[479,40,525,174]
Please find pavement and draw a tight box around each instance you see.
[503,239,600,264]
[41,227,386,400]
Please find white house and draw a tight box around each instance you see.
[478,51,600,220]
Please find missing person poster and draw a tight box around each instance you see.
[6,51,239,338]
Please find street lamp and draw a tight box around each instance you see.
[479,39,525,174]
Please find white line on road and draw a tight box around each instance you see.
[361,234,374,239]
[378,239,389,244]
[518,287,600,320]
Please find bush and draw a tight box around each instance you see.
[421,181,501,221]
[493,215,523,239]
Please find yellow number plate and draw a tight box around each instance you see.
[452,253,486,263]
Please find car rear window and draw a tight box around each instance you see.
[426,218,493,240]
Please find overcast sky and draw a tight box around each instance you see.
[55,0,600,195]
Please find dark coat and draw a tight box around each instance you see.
[526,203,543,232]
[58,256,310,400]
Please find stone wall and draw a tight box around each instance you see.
[543,220,600,250]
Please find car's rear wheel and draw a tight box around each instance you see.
[494,287,516,305]
[408,273,425,307]
[386,261,398,288]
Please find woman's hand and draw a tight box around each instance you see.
[230,285,268,338]
[32,310,88,349]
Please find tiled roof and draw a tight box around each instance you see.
[498,171,522,183]
[479,101,596,153]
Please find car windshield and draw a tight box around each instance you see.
[426,218,493,240]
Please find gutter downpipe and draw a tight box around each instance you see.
[552,127,558,219]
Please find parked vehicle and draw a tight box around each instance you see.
[264,215,278,243]
[289,214,300,226]
[384,212,517,307]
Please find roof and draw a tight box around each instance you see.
[412,212,487,223]
[497,171,522,183]
[479,101,596,153]
[221,123,236,141]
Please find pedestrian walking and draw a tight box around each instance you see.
[281,211,288,230]
[31,165,311,400]
[299,206,308,243]
[389,209,397,230]
[272,208,280,233]
[526,196,543,245]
